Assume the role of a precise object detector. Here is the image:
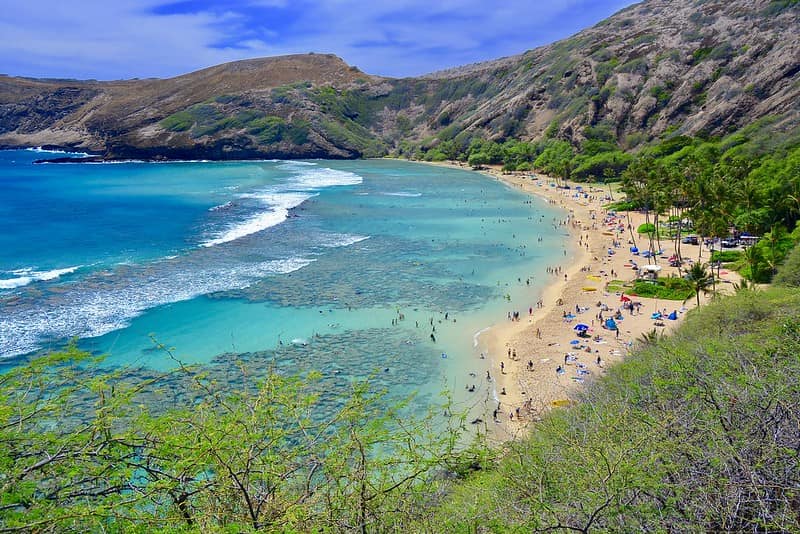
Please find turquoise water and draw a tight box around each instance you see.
[0,150,568,414]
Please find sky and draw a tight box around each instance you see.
[0,0,637,80]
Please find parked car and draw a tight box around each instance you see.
[720,238,739,248]
[681,235,699,245]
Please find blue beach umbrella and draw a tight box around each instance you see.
[570,339,581,345]
[573,323,589,332]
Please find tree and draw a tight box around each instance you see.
[684,262,714,306]
[0,345,471,532]
[467,152,489,169]
[533,140,573,181]
[603,167,616,201]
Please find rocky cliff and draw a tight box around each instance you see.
[0,0,797,159]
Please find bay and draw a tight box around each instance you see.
[0,150,568,416]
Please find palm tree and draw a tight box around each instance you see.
[636,328,663,347]
[684,262,714,307]
[733,278,758,293]
[603,167,615,201]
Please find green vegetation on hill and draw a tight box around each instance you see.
[426,288,800,531]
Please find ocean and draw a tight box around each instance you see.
[0,149,568,416]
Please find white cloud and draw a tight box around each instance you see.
[0,0,634,79]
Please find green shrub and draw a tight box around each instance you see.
[605,200,637,211]
[710,250,743,263]
[774,243,800,286]
[287,119,310,145]
[629,276,694,300]
[637,223,656,234]
[160,111,194,132]
[248,116,286,144]
[691,47,714,64]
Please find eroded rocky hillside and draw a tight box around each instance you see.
[0,0,797,159]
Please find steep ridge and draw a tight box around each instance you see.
[424,0,800,147]
[0,0,797,160]
[0,54,378,158]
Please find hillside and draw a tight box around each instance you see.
[0,54,379,159]
[0,0,798,159]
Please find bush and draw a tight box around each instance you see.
[629,276,694,300]
[710,250,743,263]
[248,116,286,144]
[160,111,194,132]
[637,223,656,234]
[605,200,637,211]
[773,243,800,287]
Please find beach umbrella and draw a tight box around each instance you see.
[574,323,589,331]
[570,339,581,345]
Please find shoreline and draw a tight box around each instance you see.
[421,159,740,442]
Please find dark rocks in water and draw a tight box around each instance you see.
[33,156,105,164]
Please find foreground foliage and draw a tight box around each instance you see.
[0,349,478,532]
[427,281,800,531]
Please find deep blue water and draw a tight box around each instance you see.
[0,149,568,412]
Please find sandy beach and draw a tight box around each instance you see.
[428,161,740,442]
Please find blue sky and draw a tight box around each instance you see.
[1,0,636,80]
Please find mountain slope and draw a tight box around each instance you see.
[0,0,798,159]
[427,0,800,147]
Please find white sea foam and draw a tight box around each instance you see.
[0,266,81,290]
[200,164,364,249]
[382,191,422,197]
[209,201,233,211]
[25,147,90,157]
[318,233,370,248]
[0,276,32,289]
[200,192,314,248]
[290,168,363,190]
[473,326,491,348]
[0,257,313,358]
[279,161,317,170]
